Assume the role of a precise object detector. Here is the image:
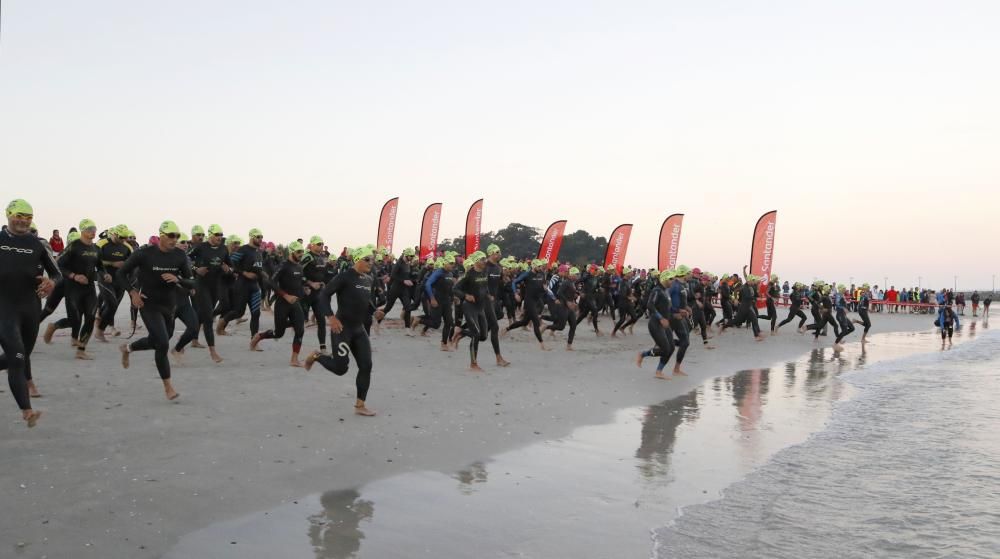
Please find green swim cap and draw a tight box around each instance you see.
[402,247,416,258]
[486,244,501,256]
[288,241,304,253]
[228,235,242,245]
[191,225,205,236]
[569,267,580,276]
[79,218,97,231]
[124,228,135,238]
[113,224,128,237]
[770,273,779,282]
[159,220,180,235]
[352,245,375,262]
[178,232,190,242]
[675,264,691,276]
[659,269,674,283]
[207,224,224,236]
[249,228,263,239]
[30,222,38,231]
[67,231,81,244]
[309,235,324,246]
[531,258,547,269]
[623,266,633,275]
[6,199,33,217]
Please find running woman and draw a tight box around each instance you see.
[0,199,59,426]
[251,241,307,366]
[117,221,195,401]
[305,246,382,416]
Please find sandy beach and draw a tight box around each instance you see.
[1,309,952,558]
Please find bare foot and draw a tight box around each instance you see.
[611,332,618,338]
[110,328,122,337]
[565,344,574,351]
[165,388,179,401]
[236,318,248,325]
[75,350,94,361]
[23,409,42,427]
[636,352,645,368]
[595,330,603,337]
[94,329,108,343]
[27,381,42,398]
[354,404,376,417]
[705,344,716,350]
[469,363,484,372]
[539,343,551,351]
[290,359,303,368]
[303,350,321,371]
[654,371,671,380]
[672,368,688,376]
[754,336,766,342]
[170,348,184,366]
[191,340,206,349]
[833,343,844,351]
[496,357,511,367]
[249,334,263,351]
[43,323,57,344]
[119,344,130,369]
[210,350,224,364]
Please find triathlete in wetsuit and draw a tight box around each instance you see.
[252,241,307,367]
[56,218,108,359]
[379,247,416,327]
[636,269,675,380]
[187,224,229,363]
[218,228,265,338]
[505,259,551,350]
[0,199,59,426]
[777,282,809,332]
[833,287,855,349]
[301,236,330,352]
[419,254,456,350]
[306,245,381,416]
[94,224,133,341]
[852,285,873,342]
[483,245,510,366]
[117,221,195,401]
[452,251,491,370]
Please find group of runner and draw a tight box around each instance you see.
[5,197,960,429]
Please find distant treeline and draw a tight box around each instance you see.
[437,223,608,267]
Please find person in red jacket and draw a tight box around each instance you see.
[49,229,64,254]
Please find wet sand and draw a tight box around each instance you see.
[0,310,958,558]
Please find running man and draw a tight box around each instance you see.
[0,199,59,426]
[117,221,195,401]
[251,241,307,366]
[305,246,383,416]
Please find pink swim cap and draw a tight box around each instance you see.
[149,236,159,245]
[558,264,570,273]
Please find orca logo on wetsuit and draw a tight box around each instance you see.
[337,342,350,356]
[1,245,34,254]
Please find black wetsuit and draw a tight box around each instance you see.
[612,278,641,335]
[301,251,330,350]
[420,267,455,345]
[96,238,132,330]
[642,284,675,370]
[381,257,413,327]
[188,241,230,347]
[316,268,375,401]
[484,260,503,356]
[57,239,104,349]
[0,230,61,411]
[507,269,547,343]
[724,283,761,337]
[856,293,872,336]
[547,277,579,345]
[258,259,305,352]
[222,243,264,336]
[575,273,602,332]
[117,245,195,380]
[778,287,808,330]
[454,267,490,362]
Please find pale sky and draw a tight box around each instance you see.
[2,1,998,290]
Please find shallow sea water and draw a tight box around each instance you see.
[163,324,993,558]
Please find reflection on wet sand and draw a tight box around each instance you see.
[308,489,374,559]
[636,391,699,479]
